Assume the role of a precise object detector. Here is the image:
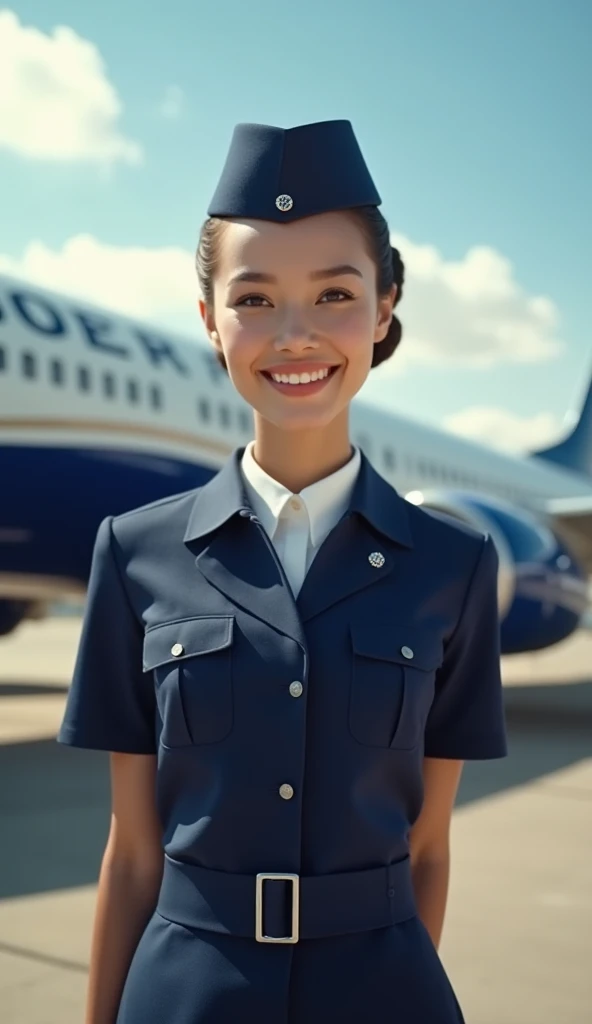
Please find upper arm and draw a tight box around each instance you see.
[424,533,507,761]
[106,752,163,873]
[409,757,464,864]
[57,516,157,754]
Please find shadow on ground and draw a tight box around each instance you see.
[0,683,69,697]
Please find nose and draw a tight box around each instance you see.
[273,308,320,354]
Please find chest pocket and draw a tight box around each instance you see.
[143,616,234,748]
[349,622,442,751]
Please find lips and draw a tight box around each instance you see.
[260,363,339,385]
[259,363,341,397]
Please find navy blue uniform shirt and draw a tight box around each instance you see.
[58,447,507,1024]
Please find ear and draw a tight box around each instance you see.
[374,284,397,344]
[198,299,222,353]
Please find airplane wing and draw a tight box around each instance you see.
[546,496,592,573]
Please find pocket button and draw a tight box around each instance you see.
[400,646,414,660]
[171,643,184,657]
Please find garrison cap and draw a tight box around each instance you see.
[207,120,382,223]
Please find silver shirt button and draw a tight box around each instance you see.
[279,783,294,800]
[401,646,414,660]
[368,551,386,568]
[289,681,303,698]
[171,643,184,657]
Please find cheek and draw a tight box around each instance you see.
[217,311,268,368]
[316,302,376,357]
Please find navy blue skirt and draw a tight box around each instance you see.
[116,911,464,1023]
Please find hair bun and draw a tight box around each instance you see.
[371,247,405,368]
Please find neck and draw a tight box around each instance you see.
[252,409,353,493]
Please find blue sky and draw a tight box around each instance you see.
[1,0,590,452]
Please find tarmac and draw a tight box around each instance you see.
[0,618,590,1023]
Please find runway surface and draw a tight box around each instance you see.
[0,618,590,1023]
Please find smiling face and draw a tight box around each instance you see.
[199,211,395,433]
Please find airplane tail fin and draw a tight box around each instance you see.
[533,365,592,478]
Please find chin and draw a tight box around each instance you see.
[261,402,349,433]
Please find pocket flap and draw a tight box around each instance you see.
[350,620,442,672]
[143,616,234,671]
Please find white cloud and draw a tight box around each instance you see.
[0,10,142,165]
[443,406,563,454]
[379,232,564,376]
[157,85,185,120]
[0,235,201,337]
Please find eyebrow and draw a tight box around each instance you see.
[227,264,363,286]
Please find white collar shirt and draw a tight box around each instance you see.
[240,442,361,597]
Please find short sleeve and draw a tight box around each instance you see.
[57,516,157,754]
[423,533,507,760]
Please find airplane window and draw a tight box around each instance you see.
[127,379,140,403]
[383,448,396,470]
[78,366,91,391]
[103,373,116,398]
[0,346,6,372]
[50,359,65,385]
[198,397,211,421]
[22,352,37,378]
[219,404,230,428]
[417,460,427,476]
[149,384,163,410]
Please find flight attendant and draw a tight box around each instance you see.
[58,119,507,1023]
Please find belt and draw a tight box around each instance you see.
[157,854,417,944]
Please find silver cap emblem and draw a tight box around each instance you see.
[368,551,385,568]
[275,194,293,212]
[401,646,414,660]
[171,643,184,657]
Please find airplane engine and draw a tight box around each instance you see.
[405,490,589,654]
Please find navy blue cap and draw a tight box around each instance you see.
[207,120,381,223]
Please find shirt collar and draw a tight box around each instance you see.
[240,441,361,547]
[184,446,414,550]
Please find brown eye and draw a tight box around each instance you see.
[236,294,272,307]
[318,288,353,303]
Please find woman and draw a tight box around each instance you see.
[58,119,507,1023]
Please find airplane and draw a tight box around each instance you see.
[1,269,592,655]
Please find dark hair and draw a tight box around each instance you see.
[195,206,404,370]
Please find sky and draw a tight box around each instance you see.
[1,0,590,454]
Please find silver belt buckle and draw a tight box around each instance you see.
[255,873,300,944]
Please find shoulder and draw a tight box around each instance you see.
[407,498,485,546]
[108,484,203,553]
[403,495,493,577]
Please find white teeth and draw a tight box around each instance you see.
[270,368,331,385]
